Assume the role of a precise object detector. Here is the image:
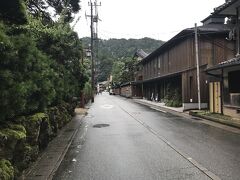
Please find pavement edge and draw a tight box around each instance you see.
[47,123,81,180]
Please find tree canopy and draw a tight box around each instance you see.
[0,0,27,24]
[27,0,80,22]
[0,0,87,121]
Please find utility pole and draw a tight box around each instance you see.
[93,0,101,85]
[195,23,201,110]
[87,0,101,103]
[90,1,94,103]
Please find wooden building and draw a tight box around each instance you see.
[119,82,143,98]
[132,49,149,98]
[112,84,121,95]
[112,49,148,98]
[120,83,132,98]
[135,24,234,110]
[205,0,240,119]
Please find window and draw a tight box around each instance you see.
[154,58,157,75]
[158,57,161,75]
[158,57,161,69]
[229,70,240,93]
[189,76,193,98]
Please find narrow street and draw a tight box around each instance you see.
[53,93,240,180]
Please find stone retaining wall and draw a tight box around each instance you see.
[0,102,76,180]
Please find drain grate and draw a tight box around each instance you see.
[93,124,110,128]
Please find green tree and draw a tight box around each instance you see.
[97,56,113,82]
[0,24,56,120]
[27,0,80,23]
[111,61,125,84]
[0,1,88,121]
[0,0,27,24]
[120,57,137,83]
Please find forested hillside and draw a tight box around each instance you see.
[81,37,165,82]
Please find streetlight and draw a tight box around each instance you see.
[85,49,91,58]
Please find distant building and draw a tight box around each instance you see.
[111,49,149,98]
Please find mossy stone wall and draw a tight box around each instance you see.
[0,102,76,179]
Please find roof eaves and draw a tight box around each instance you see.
[139,25,231,65]
[212,0,238,15]
[201,14,227,23]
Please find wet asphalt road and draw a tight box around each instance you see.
[53,93,240,180]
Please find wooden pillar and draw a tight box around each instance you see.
[237,7,240,56]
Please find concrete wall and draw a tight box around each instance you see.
[183,103,208,111]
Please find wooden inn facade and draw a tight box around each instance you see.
[134,24,235,110]
[113,0,240,119]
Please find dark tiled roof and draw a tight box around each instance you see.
[219,57,240,65]
[195,24,233,32]
[120,81,136,87]
[213,0,237,14]
[207,56,240,71]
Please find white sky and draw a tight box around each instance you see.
[73,0,225,41]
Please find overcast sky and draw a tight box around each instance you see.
[73,0,225,41]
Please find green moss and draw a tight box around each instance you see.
[206,113,232,121]
[0,127,26,140]
[7,124,26,135]
[191,110,208,115]
[0,124,27,160]
[0,127,26,154]
[0,159,14,180]
[23,113,48,145]
[55,104,72,129]
[47,107,59,136]
[193,110,232,121]
[26,113,47,123]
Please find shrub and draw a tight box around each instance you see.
[0,159,14,180]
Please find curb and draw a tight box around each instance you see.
[189,111,240,129]
[133,99,189,119]
[133,99,240,131]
